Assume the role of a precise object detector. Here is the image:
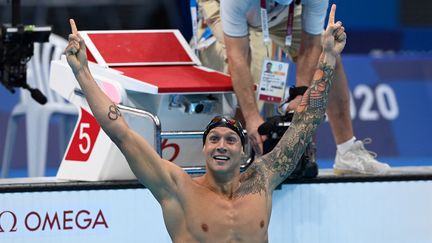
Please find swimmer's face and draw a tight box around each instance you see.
[203,127,243,174]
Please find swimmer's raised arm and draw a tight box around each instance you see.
[247,4,347,190]
[65,19,186,201]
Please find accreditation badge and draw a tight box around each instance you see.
[257,60,288,103]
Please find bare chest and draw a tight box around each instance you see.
[180,190,271,242]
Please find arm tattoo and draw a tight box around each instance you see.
[108,104,122,120]
[262,62,334,178]
[234,163,267,198]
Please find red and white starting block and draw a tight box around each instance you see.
[50,30,235,181]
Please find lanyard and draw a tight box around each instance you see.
[285,2,294,46]
[190,0,198,54]
[260,0,271,46]
[260,0,295,48]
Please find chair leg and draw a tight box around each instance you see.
[58,115,76,159]
[26,110,45,177]
[1,115,21,178]
[37,115,51,176]
[34,111,54,177]
[58,115,67,159]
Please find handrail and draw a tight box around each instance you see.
[161,131,203,139]
[117,104,162,156]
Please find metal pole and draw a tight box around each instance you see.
[12,0,21,26]
[161,131,203,139]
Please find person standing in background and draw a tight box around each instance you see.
[219,0,390,175]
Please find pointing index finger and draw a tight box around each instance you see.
[70,19,78,35]
[328,4,336,26]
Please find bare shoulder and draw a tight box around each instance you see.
[164,160,195,185]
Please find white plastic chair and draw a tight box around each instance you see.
[1,34,78,177]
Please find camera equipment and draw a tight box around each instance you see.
[169,94,217,114]
[0,0,51,104]
[183,95,217,114]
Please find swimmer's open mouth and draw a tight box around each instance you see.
[213,155,230,161]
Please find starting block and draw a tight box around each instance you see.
[50,30,235,181]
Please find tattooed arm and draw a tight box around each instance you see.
[240,4,347,191]
[65,19,185,202]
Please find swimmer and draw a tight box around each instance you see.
[65,4,345,241]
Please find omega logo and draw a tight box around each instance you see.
[0,209,108,233]
[0,211,17,232]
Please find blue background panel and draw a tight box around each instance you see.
[314,54,432,166]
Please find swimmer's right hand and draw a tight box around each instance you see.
[65,19,88,75]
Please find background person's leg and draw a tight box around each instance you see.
[327,56,353,144]
[330,56,391,175]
